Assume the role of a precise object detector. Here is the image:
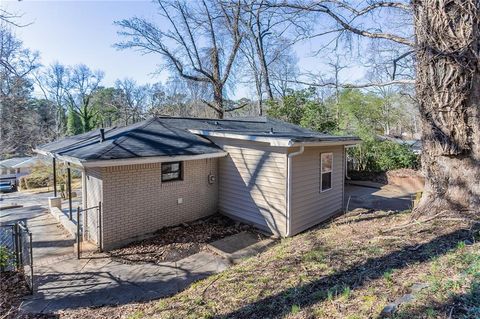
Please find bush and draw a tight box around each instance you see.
[19,162,52,189]
[0,245,14,271]
[349,140,419,172]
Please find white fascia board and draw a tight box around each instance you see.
[34,148,227,168]
[188,129,293,146]
[189,129,361,147]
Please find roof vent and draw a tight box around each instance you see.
[270,127,274,134]
[99,128,105,142]
[215,121,219,125]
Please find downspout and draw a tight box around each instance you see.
[286,144,305,237]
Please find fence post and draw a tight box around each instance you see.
[98,202,102,252]
[13,224,19,269]
[17,224,23,268]
[77,207,81,259]
[68,166,72,220]
[29,232,34,294]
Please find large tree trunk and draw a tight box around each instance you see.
[414,0,480,213]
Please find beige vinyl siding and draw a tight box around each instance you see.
[210,137,288,236]
[290,145,345,235]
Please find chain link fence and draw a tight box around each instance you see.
[0,222,34,293]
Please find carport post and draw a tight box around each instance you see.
[77,206,81,259]
[52,158,57,197]
[67,165,72,220]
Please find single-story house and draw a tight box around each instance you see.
[35,117,360,250]
[0,157,43,184]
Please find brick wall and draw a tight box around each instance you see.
[99,158,218,250]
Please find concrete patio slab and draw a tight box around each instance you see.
[207,231,275,264]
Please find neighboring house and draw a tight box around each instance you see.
[35,117,360,250]
[0,157,42,184]
[379,135,422,154]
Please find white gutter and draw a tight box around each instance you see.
[33,148,228,168]
[285,145,304,237]
[189,129,361,147]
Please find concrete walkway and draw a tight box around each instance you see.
[0,191,75,263]
[21,251,229,313]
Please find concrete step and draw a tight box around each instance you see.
[206,231,275,264]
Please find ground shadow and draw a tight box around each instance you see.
[393,279,480,318]
[214,225,479,319]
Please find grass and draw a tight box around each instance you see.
[57,209,480,319]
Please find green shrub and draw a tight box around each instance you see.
[0,245,14,271]
[349,140,419,172]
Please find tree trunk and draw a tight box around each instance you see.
[213,83,224,119]
[414,0,480,213]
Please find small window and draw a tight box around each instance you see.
[161,161,183,182]
[320,153,333,192]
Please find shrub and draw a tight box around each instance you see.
[0,245,14,271]
[19,162,52,189]
[349,139,419,172]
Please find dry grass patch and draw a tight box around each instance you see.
[58,209,480,319]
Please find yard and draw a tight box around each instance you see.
[48,208,480,319]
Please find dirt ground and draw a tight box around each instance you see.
[108,214,257,264]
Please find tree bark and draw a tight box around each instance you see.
[413,0,480,213]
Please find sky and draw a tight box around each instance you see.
[1,0,366,99]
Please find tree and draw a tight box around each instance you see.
[116,0,243,118]
[114,79,149,125]
[34,62,69,137]
[412,0,480,212]
[64,64,104,133]
[0,24,40,157]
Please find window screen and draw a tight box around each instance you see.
[161,162,183,182]
[320,153,333,192]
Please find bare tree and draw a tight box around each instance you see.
[34,62,70,137]
[65,64,104,132]
[116,0,243,118]
[239,0,303,114]
[115,78,149,125]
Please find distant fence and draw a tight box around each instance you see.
[0,221,34,293]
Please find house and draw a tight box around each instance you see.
[35,117,360,250]
[0,157,42,185]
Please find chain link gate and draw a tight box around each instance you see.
[0,221,34,293]
[76,202,102,259]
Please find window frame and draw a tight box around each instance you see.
[161,161,183,182]
[320,152,333,192]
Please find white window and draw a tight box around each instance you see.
[320,153,333,192]
[161,162,183,182]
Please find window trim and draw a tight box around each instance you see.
[161,161,183,182]
[320,152,333,193]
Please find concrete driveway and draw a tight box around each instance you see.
[0,191,75,262]
[345,182,415,211]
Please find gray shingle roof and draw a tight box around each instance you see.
[37,116,359,162]
[37,118,224,161]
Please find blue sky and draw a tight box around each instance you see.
[2,0,366,99]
